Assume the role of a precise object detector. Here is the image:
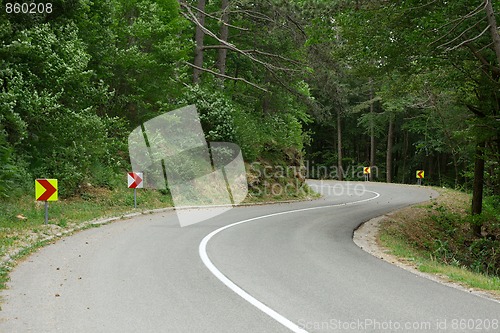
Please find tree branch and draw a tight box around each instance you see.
[187,2,249,31]
[404,0,438,12]
[445,24,491,51]
[185,62,268,92]
[202,45,303,66]
[230,9,276,23]
[180,2,298,73]
[465,43,500,75]
[430,1,488,46]
[467,104,487,118]
[243,49,304,66]
[438,17,486,49]
[286,14,307,37]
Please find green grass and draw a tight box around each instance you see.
[419,262,500,291]
[380,231,500,292]
[379,187,500,295]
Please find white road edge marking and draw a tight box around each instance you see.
[199,185,381,333]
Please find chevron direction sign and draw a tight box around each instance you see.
[128,172,143,189]
[363,167,371,174]
[416,170,425,179]
[35,179,58,201]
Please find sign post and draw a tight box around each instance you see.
[363,167,371,181]
[35,179,58,224]
[128,172,143,208]
[416,170,425,185]
[45,201,48,225]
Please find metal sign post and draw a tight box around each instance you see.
[35,179,58,225]
[128,172,143,208]
[134,188,137,208]
[363,167,370,181]
[416,170,425,185]
[44,201,49,225]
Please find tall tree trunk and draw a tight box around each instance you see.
[369,80,375,181]
[427,154,433,181]
[337,108,343,181]
[216,0,230,82]
[472,142,486,236]
[402,130,408,183]
[193,0,206,84]
[437,154,442,186]
[386,116,394,183]
[485,0,500,65]
[452,153,459,188]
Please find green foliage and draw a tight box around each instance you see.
[0,0,494,205]
[179,86,237,143]
[176,84,309,163]
[424,202,499,276]
[98,0,190,124]
[0,0,193,198]
[0,20,121,196]
[383,189,500,278]
[0,131,17,198]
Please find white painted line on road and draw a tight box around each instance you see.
[199,185,380,333]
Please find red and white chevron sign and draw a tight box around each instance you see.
[128,172,143,189]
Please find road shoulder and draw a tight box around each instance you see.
[353,212,500,303]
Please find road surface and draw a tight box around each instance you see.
[1,181,499,332]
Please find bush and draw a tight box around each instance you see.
[177,86,237,143]
[390,197,500,277]
[0,131,16,198]
[177,85,308,164]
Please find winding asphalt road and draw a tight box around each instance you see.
[1,181,499,332]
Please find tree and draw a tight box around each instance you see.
[193,0,206,84]
[216,0,230,79]
[333,0,500,218]
[416,0,500,231]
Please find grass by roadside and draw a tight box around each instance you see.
[0,179,317,290]
[379,187,500,296]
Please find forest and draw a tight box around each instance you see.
[0,1,499,260]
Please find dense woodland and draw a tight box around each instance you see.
[1,1,499,219]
